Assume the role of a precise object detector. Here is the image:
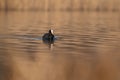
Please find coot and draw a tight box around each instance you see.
[42,30,54,41]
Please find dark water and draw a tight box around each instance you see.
[0,11,120,80]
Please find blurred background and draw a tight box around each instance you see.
[0,0,120,11]
[0,0,120,80]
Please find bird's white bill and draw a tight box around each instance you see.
[51,30,54,34]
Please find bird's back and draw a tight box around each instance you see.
[42,33,54,40]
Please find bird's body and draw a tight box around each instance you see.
[42,30,54,41]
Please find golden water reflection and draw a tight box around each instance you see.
[0,11,120,80]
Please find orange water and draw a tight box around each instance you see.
[0,11,120,80]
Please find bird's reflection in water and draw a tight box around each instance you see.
[42,39,55,50]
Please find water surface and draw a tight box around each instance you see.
[0,11,120,80]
